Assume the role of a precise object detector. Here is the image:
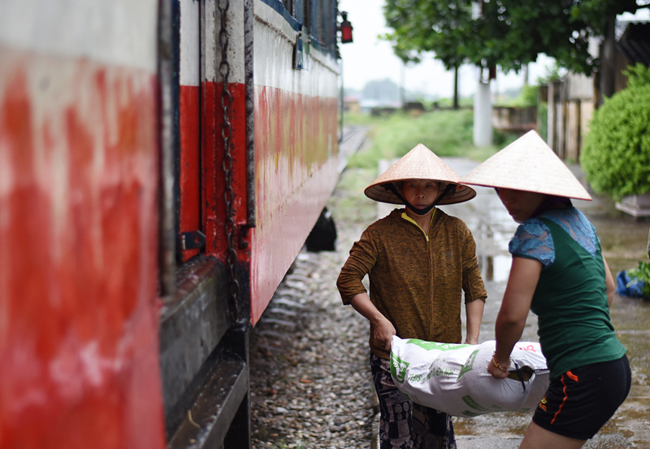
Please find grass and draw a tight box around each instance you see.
[343,109,517,170]
[328,167,378,225]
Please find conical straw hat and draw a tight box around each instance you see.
[364,144,476,205]
[461,130,592,201]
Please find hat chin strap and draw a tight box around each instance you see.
[384,183,456,216]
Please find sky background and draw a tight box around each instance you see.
[337,0,649,99]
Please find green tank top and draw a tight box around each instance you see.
[529,218,626,380]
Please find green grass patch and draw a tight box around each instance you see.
[344,110,515,170]
[328,167,378,225]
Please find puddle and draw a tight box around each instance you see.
[477,254,512,282]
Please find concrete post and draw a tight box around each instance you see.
[474,78,493,147]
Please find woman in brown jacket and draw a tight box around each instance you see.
[337,144,487,449]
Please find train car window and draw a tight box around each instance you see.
[261,0,343,60]
[306,0,338,57]
[317,0,325,45]
[295,0,307,25]
[282,0,294,16]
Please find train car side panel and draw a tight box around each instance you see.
[250,0,340,324]
[0,0,166,447]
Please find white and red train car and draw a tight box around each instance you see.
[0,0,344,447]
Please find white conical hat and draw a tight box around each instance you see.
[364,143,476,205]
[461,130,592,201]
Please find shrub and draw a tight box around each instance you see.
[537,101,548,142]
[625,62,650,89]
[627,261,650,298]
[580,67,650,200]
[507,84,539,108]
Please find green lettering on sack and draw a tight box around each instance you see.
[425,364,455,379]
[390,353,409,383]
[457,349,479,380]
[408,374,424,383]
[406,339,470,351]
[461,395,490,412]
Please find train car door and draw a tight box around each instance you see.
[159,0,253,447]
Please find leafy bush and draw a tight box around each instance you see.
[580,66,650,200]
[627,261,650,298]
[537,101,548,142]
[625,62,650,88]
[506,84,539,108]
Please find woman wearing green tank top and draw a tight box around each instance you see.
[462,131,631,449]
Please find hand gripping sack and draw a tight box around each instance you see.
[390,337,549,417]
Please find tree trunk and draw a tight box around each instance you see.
[599,15,616,105]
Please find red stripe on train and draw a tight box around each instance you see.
[179,85,201,261]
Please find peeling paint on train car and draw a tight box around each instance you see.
[201,81,250,259]
[197,0,342,325]
[0,46,166,449]
[249,0,340,324]
[251,88,339,324]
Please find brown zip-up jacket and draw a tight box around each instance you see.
[337,208,487,359]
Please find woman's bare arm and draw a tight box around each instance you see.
[487,257,542,378]
[465,299,485,345]
[349,293,396,352]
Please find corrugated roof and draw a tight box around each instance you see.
[617,22,650,66]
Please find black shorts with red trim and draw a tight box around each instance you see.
[532,355,631,440]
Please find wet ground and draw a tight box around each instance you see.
[250,137,650,448]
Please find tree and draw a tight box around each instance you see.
[580,64,650,200]
[383,0,644,77]
[385,0,473,108]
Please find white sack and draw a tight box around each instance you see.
[390,337,550,417]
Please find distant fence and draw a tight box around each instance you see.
[544,79,594,163]
[347,101,538,138]
[492,106,537,135]
[368,102,473,117]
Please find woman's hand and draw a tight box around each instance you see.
[349,293,396,352]
[373,317,397,352]
[487,355,510,379]
[489,257,541,379]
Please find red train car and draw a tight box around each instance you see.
[0,0,345,447]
